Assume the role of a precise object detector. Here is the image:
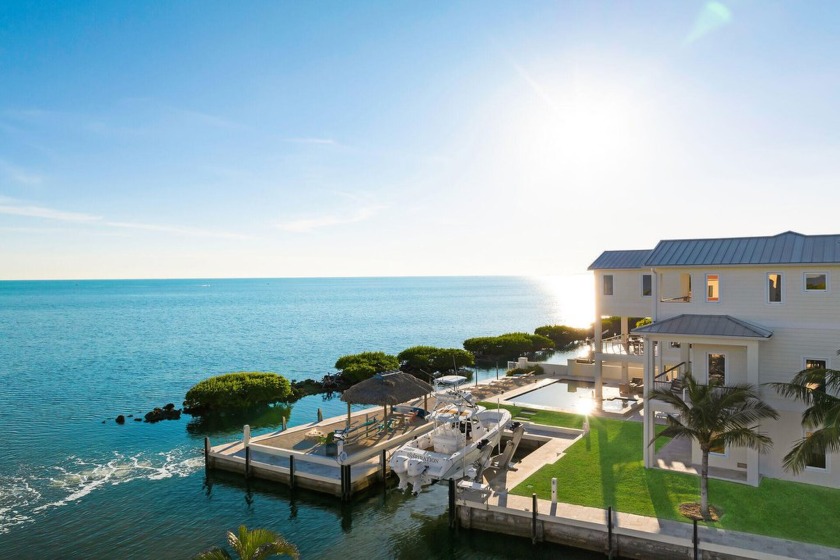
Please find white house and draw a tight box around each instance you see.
[588,231,840,488]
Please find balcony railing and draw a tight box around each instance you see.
[600,335,645,356]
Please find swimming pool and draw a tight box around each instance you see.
[508,380,639,414]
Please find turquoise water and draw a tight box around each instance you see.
[0,276,603,559]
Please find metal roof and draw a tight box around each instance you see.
[645,231,840,267]
[632,314,773,339]
[588,250,653,270]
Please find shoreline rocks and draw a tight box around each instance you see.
[144,403,182,423]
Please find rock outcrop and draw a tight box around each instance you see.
[144,403,182,423]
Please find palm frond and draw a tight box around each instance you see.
[193,547,232,560]
[720,426,773,452]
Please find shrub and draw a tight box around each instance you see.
[534,325,592,349]
[398,346,474,373]
[507,364,545,376]
[463,332,554,360]
[183,372,292,415]
[334,351,399,385]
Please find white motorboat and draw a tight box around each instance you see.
[389,377,511,492]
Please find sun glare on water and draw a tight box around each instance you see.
[531,274,594,328]
[576,392,595,416]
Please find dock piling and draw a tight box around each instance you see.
[693,519,699,560]
[340,464,352,501]
[531,493,538,544]
[380,449,387,481]
[281,416,287,431]
[289,455,296,489]
[448,479,456,529]
[245,446,251,479]
[204,437,210,470]
[317,408,323,422]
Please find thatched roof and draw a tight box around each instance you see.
[340,371,433,405]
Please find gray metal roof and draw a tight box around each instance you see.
[632,314,773,339]
[645,231,840,267]
[588,250,653,270]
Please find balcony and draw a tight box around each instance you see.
[599,334,645,356]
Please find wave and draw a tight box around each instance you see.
[0,476,42,534]
[1,447,203,533]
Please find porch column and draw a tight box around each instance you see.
[643,336,656,468]
[746,341,760,486]
[657,341,664,379]
[594,317,603,405]
[621,316,630,383]
[679,344,690,378]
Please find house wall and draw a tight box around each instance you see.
[655,265,840,330]
[691,440,748,474]
[594,260,840,488]
[760,411,839,488]
[593,269,653,319]
[691,344,747,385]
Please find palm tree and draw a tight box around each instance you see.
[194,526,299,560]
[769,366,840,474]
[649,372,779,519]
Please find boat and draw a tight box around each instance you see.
[389,375,512,492]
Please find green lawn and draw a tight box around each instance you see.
[502,412,840,548]
[479,402,586,430]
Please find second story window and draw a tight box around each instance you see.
[706,274,719,302]
[768,273,783,303]
[603,275,614,296]
[642,274,652,297]
[805,273,828,292]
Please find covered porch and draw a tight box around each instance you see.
[634,314,773,486]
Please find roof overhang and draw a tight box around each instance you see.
[632,314,773,340]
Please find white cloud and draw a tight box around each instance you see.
[0,160,45,185]
[0,198,251,240]
[0,203,100,222]
[105,221,253,240]
[276,205,385,233]
[281,137,338,145]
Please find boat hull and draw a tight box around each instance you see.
[389,408,511,492]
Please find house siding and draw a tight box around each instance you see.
[593,269,653,319]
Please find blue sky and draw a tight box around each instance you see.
[1,1,839,279]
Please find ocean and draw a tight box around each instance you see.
[0,276,601,559]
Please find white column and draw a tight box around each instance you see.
[746,341,761,486]
[621,316,630,383]
[643,337,656,468]
[680,344,690,378]
[594,317,603,405]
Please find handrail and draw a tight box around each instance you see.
[654,361,686,381]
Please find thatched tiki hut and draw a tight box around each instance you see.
[340,371,433,429]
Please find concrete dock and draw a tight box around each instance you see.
[206,403,435,499]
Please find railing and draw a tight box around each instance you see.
[660,295,691,303]
[600,335,645,356]
[653,362,687,393]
